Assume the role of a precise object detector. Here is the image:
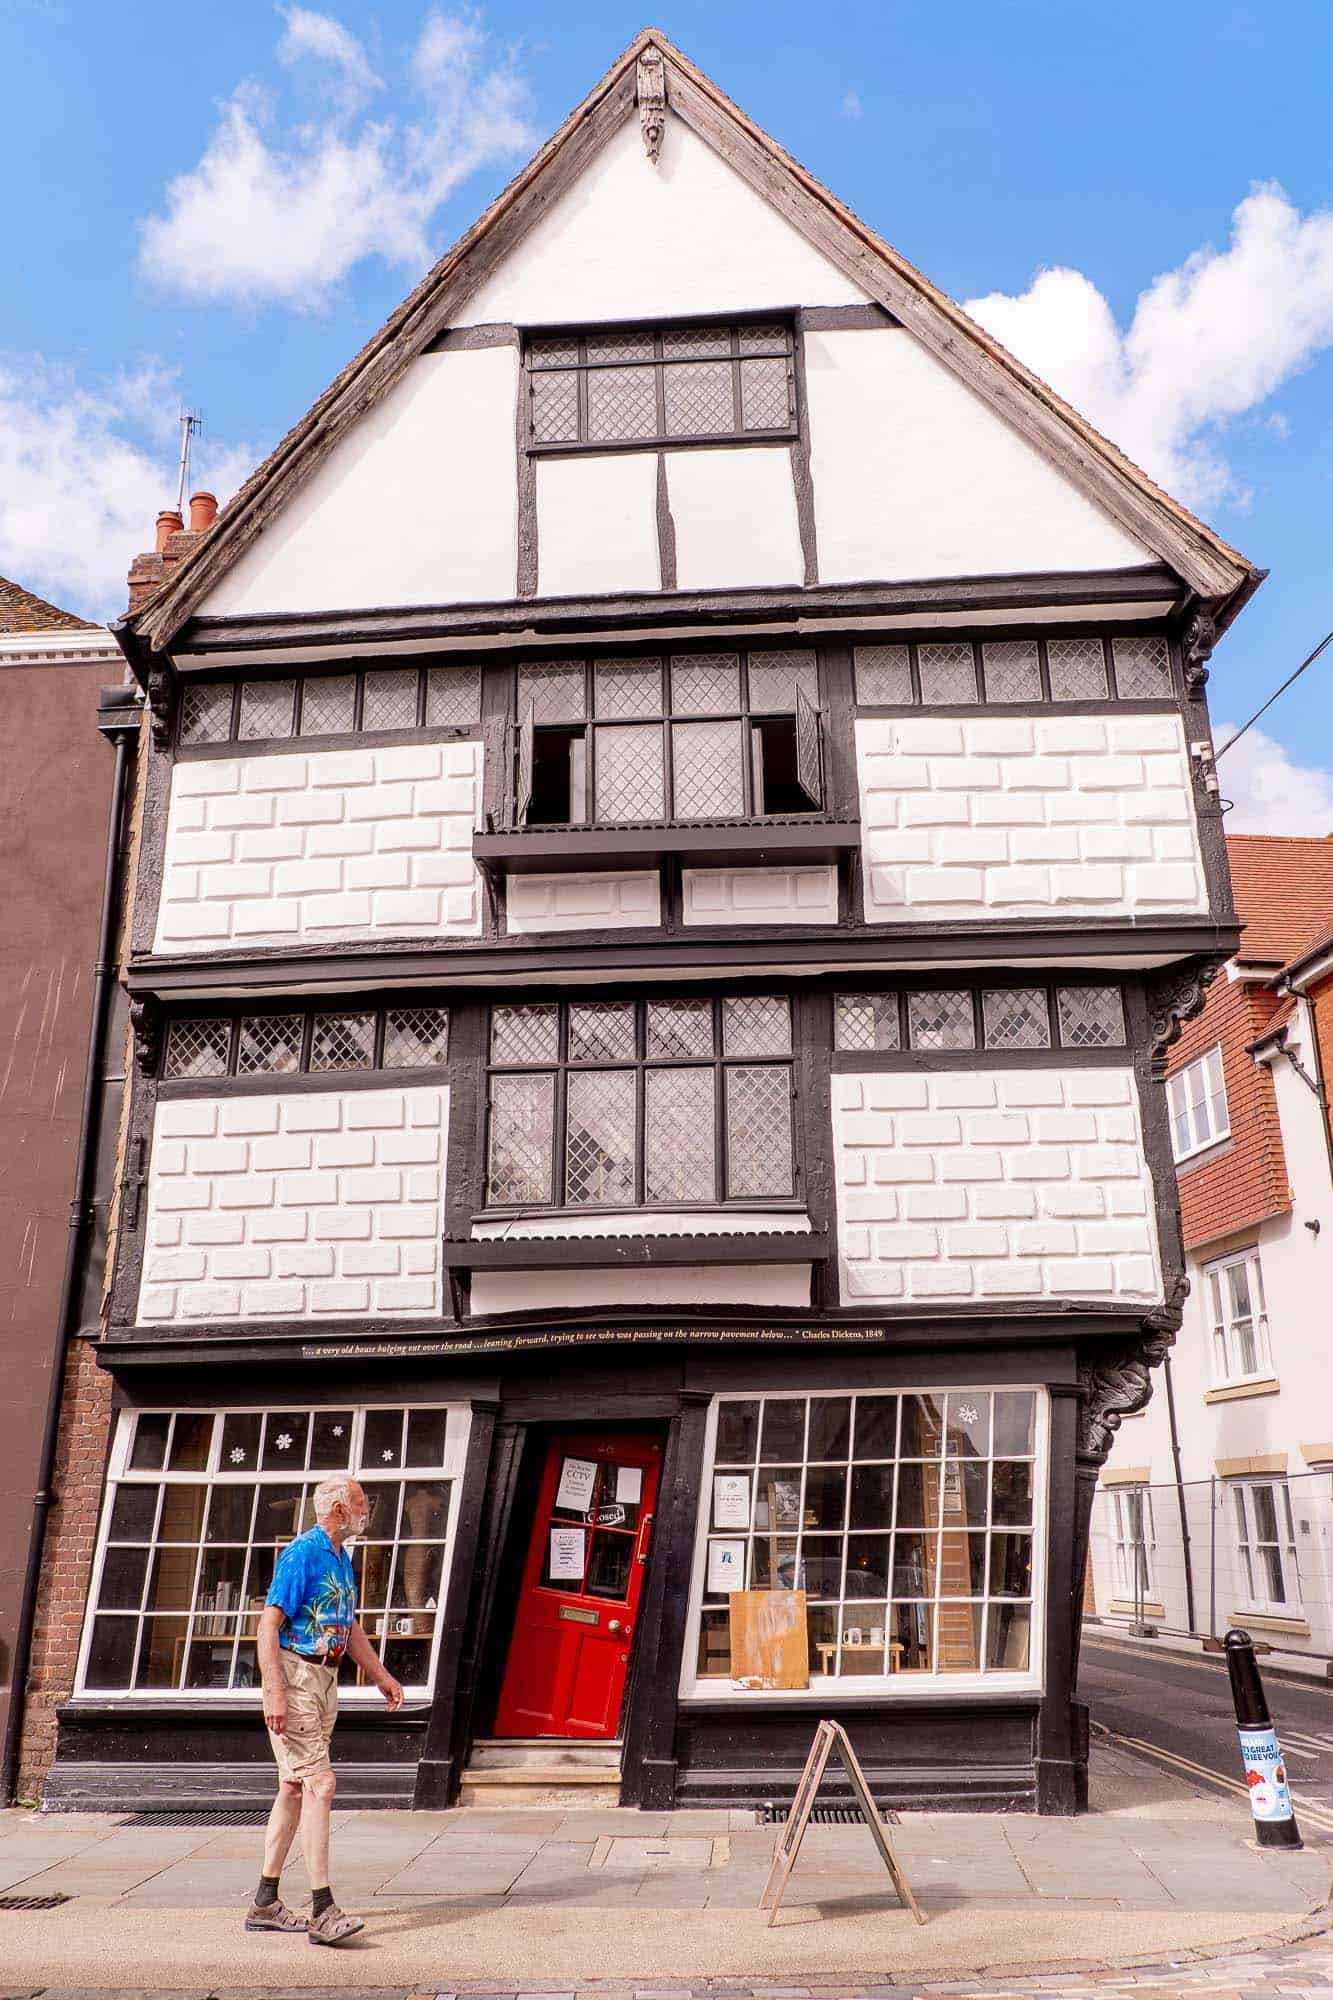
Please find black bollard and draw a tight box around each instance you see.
[1225,1628,1302,1848]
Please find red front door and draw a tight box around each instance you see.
[494,1431,662,1739]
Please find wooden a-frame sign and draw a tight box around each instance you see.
[760,1719,926,1927]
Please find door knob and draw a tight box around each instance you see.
[608,1619,622,1633]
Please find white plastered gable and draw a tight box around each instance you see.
[196,103,1151,621]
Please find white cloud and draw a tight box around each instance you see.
[840,88,864,121]
[1214,722,1333,835]
[964,183,1333,508]
[0,356,253,619]
[138,8,534,309]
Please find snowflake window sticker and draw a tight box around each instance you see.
[332,1426,344,1438]
[381,1449,394,1462]
[229,1447,246,1464]
[276,1433,293,1451]
[957,1404,979,1426]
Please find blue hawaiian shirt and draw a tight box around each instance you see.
[266,1523,358,1662]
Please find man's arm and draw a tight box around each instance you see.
[258,1606,288,1734]
[344,1621,404,1710]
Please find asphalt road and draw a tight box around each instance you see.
[1080,1631,1333,1815]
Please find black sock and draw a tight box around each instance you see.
[254,1874,280,1909]
[311,1885,335,1918]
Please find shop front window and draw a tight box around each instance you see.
[687,1388,1043,1692]
[77,1405,470,1700]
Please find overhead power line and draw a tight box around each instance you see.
[1215,627,1333,760]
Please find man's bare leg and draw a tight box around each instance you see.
[263,1778,303,1879]
[300,1769,336,1895]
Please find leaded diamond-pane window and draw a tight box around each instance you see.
[1113,636,1172,698]
[424,667,481,727]
[164,1019,231,1079]
[982,641,1041,704]
[383,1008,449,1068]
[362,670,419,732]
[835,995,900,1052]
[673,720,745,819]
[595,659,662,718]
[853,646,912,705]
[917,643,977,705]
[747,650,817,713]
[1046,637,1108,701]
[908,991,976,1051]
[238,680,295,741]
[671,654,740,715]
[594,725,666,823]
[178,685,233,746]
[299,675,357,736]
[484,995,798,1211]
[237,1016,304,1075]
[1057,986,1126,1048]
[309,1012,376,1072]
[527,322,795,451]
[982,989,1051,1050]
[518,662,586,725]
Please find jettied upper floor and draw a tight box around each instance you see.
[115,29,1261,685]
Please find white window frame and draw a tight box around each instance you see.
[1230,1478,1302,1615]
[73,1403,471,1705]
[679,1385,1048,1701]
[1206,1248,1272,1386]
[1168,1045,1229,1162]
[1111,1487,1155,1599]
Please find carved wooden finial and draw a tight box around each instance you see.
[637,47,666,163]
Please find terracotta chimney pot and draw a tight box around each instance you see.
[189,490,218,532]
[155,508,184,552]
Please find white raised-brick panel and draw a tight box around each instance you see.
[202,349,518,616]
[665,448,803,591]
[681,866,838,926]
[536,454,660,598]
[138,1087,449,1322]
[155,741,483,951]
[504,871,661,936]
[855,714,1206,921]
[805,329,1150,582]
[831,1067,1162,1306]
[466,118,868,325]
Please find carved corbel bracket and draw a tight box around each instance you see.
[146,662,174,752]
[130,995,164,1078]
[637,47,667,163]
[1077,1336,1171,1464]
[1146,960,1220,1079]
[1183,612,1217,696]
[1143,1270,1190,1339]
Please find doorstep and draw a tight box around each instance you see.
[459,1738,623,1808]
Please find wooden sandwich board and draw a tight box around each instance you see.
[759,1719,926,1927]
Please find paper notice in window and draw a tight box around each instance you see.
[556,1456,598,1513]
[713,1473,751,1529]
[549,1527,586,1581]
[615,1465,643,1505]
[707,1538,746,1594]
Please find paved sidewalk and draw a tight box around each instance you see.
[0,1744,1329,1990]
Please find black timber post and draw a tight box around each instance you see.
[621,1390,711,1810]
[413,1397,500,1810]
[1035,1380,1083,1815]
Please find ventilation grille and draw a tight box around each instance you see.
[759,1802,899,1826]
[119,1807,270,1828]
[0,1891,73,1910]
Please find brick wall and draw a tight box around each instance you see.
[1310,971,1333,1169]
[505,869,660,934]
[1170,974,1290,1252]
[16,1336,114,1797]
[831,1066,1161,1304]
[154,740,483,950]
[138,1085,449,1322]
[855,713,1207,921]
[681,866,838,925]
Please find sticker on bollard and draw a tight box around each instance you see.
[1239,1727,1294,1822]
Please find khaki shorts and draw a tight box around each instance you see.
[267,1649,339,1785]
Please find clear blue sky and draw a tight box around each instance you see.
[5,0,1332,826]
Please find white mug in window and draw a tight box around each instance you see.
[869,1626,885,1646]
[843,1626,862,1647]
[394,1615,415,1635]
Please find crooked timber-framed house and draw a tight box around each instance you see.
[24,31,1261,1815]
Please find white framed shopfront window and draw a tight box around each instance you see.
[74,1403,471,1703]
[680,1386,1048,1700]
[1205,1248,1272,1386]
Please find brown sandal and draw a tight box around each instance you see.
[244,1898,306,1932]
[307,1904,365,1946]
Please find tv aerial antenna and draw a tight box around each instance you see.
[175,409,202,517]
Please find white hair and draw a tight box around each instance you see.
[312,1474,359,1521]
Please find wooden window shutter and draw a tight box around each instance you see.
[795,682,823,809]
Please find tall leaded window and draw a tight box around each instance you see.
[485,995,798,1210]
[1168,1046,1229,1161]
[1231,1480,1301,1615]
[78,1406,469,1700]
[688,1388,1043,1691]
[526,323,796,451]
[1206,1249,1272,1384]
[511,650,823,828]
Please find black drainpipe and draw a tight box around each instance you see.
[1,687,138,1804]
[1161,1346,1196,1634]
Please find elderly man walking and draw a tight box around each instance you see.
[245,1474,403,1945]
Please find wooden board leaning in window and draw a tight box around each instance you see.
[729,1588,809,1690]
